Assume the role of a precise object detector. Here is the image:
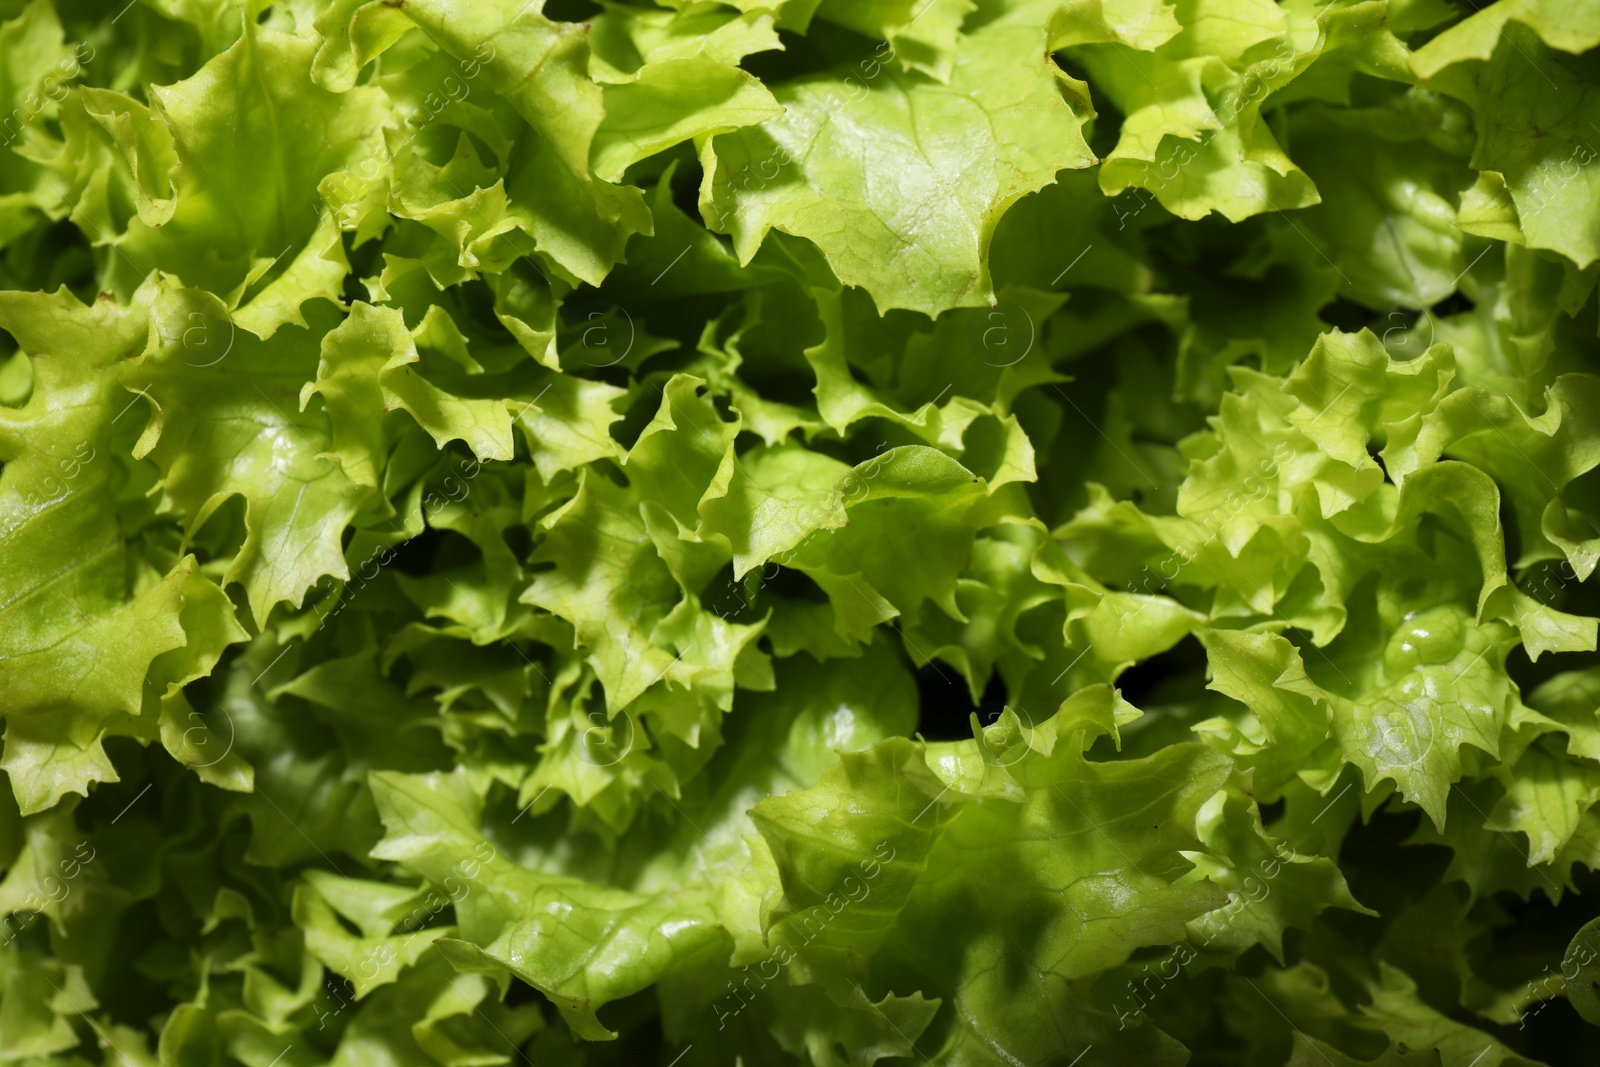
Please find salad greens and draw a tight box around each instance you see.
[2,0,1600,1063]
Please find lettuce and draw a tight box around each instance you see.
[1,0,1598,1063]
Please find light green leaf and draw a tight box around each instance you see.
[103,23,388,330]
[1412,0,1600,79]
[814,0,975,81]
[302,301,515,477]
[0,285,200,812]
[1182,784,1372,965]
[123,282,374,626]
[369,768,725,1040]
[1433,25,1600,269]
[592,59,782,182]
[1487,737,1600,865]
[701,16,1095,315]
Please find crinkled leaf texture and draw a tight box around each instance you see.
[1,0,1599,1064]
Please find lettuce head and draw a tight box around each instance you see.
[0,0,1599,1064]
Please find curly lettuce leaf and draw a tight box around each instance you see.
[701,16,1095,315]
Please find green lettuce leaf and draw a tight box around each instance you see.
[701,16,1095,315]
